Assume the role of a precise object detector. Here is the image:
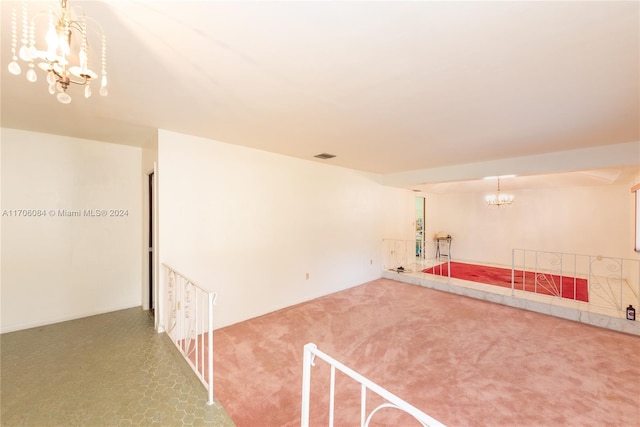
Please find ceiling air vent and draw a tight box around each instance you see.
[314,153,336,160]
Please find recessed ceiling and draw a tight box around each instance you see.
[412,165,640,194]
[1,1,638,189]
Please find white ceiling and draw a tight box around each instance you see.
[1,1,638,190]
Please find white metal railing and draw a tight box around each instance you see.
[512,249,640,313]
[163,264,216,405]
[382,239,416,271]
[301,343,446,427]
[382,240,639,322]
[382,239,450,277]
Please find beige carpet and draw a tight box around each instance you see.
[213,278,640,426]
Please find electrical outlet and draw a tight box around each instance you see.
[370,259,373,264]
[305,273,309,280]
[597,255,602,261]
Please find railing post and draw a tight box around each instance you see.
[534,250,538,294]
[637,260,640,311]
[329,366,336,427]
[301,343,315,427]
[207,291,214,405]
[637,260,640,310]
[195,291,199,374]
[511,249,515,296]
[588,254,593,294]
[360,384,367,427]
[559,252,564,298]
[573,254,589,301]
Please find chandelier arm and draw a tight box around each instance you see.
[81,15,105,33]
[66,75,90,86]
[50,68,89,86]
[64,12,101,34]
[67,21,84,33]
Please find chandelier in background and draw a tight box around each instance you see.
[485,176,515,206]
[7,0,108,104]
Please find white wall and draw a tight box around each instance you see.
[158,129,410,329]
[426,183,638,266]
[1,128,142,333]
[380,186,416,241]
[0,134,3,325]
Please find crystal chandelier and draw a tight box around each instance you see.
[485,177,514,206]
[7,0,108,104]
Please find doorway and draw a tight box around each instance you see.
[415,196,425,259]
[148,172,155,315]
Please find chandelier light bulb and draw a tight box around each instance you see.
[85,85,92,98]
[59,30,71,57]
[47,71,56,85]
[48,83,56,95]
[80,50,88,72]
[499,194,513,203]
[45,14,58,59]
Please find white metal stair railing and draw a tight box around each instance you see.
[301,343,446,427]
[382,238,415,272]
[382,238,450,278]
[163,263,216,405]
[511,249,640,314]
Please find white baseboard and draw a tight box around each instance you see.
[0,303,143,334]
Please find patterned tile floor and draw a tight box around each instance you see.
[0,307,236,427]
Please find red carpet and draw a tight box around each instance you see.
[422,261,589,302]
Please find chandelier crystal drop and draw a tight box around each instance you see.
[7,0,108,104]
[485,177,514,206]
